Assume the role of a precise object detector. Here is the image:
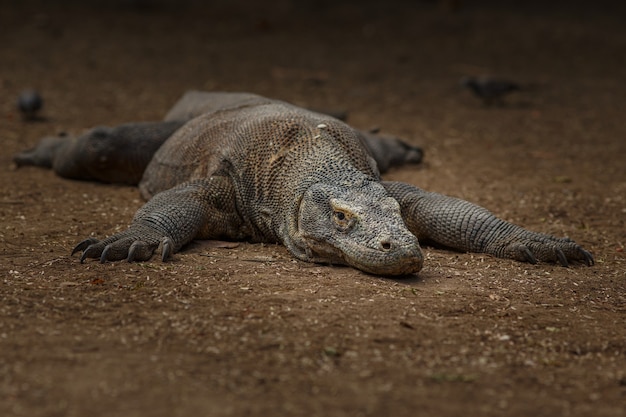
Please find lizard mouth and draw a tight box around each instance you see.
[305,236,424,276]
[340,242,423,276]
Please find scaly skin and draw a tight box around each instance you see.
[14,91,593,275]
[383,182,594,267]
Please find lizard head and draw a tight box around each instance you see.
[292,181,423,276]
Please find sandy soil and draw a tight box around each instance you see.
[1,1,625,416]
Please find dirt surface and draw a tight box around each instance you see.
[1,1,625,416]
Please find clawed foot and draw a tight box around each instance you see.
[502,234,594,267]
[72,231,175,263]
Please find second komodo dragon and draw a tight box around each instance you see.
[14,91,593,275]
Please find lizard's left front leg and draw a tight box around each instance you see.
[383,181,594,266]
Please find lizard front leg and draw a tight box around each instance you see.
[73,176,244,263]
[383,181,594,266]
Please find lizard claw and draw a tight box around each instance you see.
[72,238,100,257]
[521,246,538,264]
[127,242,138,262]
[581,248,595,266]
[161,237,173,261]
[72,238,105,264]
[505,243,538,264]
[100,245,112,264]
[555,248,569,267]
[127,240,156,262]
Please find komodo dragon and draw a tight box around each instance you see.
[13,91,593,275]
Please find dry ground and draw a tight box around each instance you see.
[1,1,625,416]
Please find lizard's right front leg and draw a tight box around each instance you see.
[73,176,242,263]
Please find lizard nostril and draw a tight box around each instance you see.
[381,241,392,251]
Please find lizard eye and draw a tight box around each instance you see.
[329,199,356,231]
[333,210,353,230]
